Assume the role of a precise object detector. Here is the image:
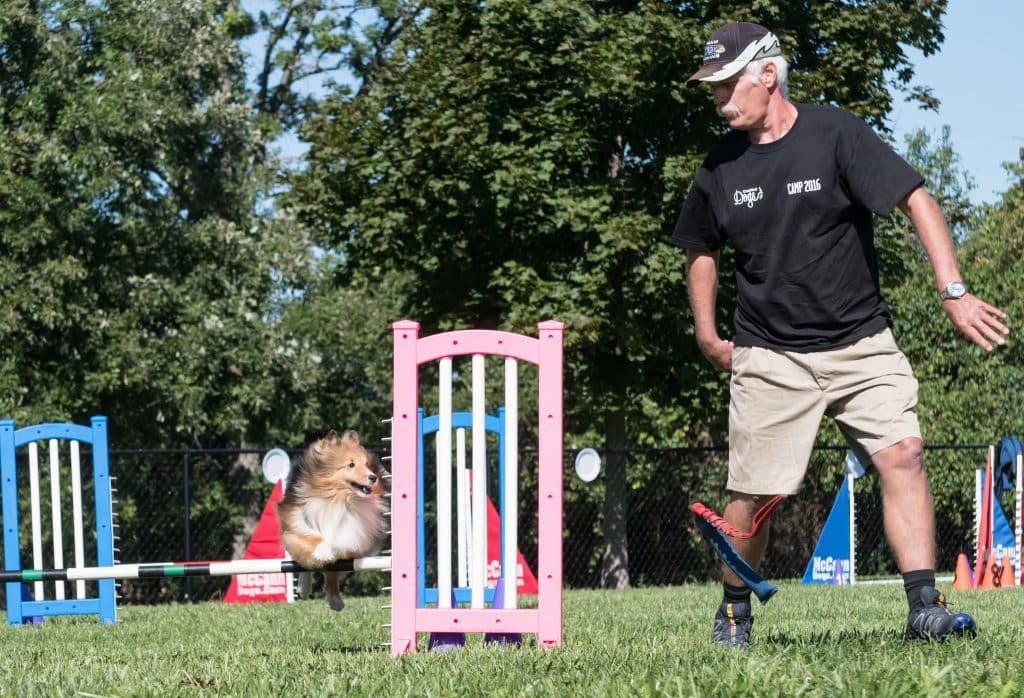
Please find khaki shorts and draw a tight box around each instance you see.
[728,328,921,495]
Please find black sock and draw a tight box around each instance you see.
[722,582,752,607]
[903,569,936,610]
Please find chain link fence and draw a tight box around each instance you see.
[562,445,982,587]
[2,444,988,607]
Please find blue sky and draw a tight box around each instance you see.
[891,0,1024,206]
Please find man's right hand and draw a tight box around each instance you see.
[699,336,735,372]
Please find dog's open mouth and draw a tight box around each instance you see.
[356,484,374,497]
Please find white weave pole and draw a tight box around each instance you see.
[436,357,453,608]
[456,427,469,588]
[470,354,486,608]
[975,467,983,569]
[990,445,997,553]
[280,474,296,604]
[48,439,66,600]
[70,441,87,599]
[847,473,855,585]
[1015,453,1022,583]
[28,443,44,601]
[502,358,518,609]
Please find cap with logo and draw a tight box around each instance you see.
[687,21,781,87]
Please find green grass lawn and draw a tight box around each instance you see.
[1,581,1022,697]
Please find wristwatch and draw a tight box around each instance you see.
[939,280,968,301]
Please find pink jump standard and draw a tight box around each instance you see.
[389,320,564,656]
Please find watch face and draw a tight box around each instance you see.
[945,281,967,299]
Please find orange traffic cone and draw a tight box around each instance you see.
[978,555,998,590]
[999,554,1015,588]
[953,552,974,591]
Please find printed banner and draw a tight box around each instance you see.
[801,477,852,585]
[224,481,289,603]
[485,497,538,594]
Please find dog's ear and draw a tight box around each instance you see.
[340,430,360,446]
[315,430,340,453]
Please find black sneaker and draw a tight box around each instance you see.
[905,587,977,642]
[711,600,753,648]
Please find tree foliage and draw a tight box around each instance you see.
[889,147,1024,449]
[289,0,947,437]
[240,0,425,156]
[844,133,1022,521]
[0,0,314,447]
[8,0,1021,589]
[286,0,949,585]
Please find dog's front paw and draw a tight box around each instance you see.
[327,594,345,612]
[312,541,335,563]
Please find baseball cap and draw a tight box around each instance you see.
[687,22,781,87]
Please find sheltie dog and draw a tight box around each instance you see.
[277,429,389,611]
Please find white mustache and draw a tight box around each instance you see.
[716,103,741,119]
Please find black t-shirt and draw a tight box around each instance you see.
[671,103,924,351]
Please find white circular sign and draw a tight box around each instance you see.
[574,448,601,482]
[261,448,291,483]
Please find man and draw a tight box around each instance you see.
[672,21,1009,648]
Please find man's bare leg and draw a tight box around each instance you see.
[869,436,975,640]
[870,437,934,572]
[711,492,774,647]
[720,493,774,585]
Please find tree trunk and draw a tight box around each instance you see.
[600,405,630,589]
[231,449,263,559]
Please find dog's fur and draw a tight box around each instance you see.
[277,429,389,611]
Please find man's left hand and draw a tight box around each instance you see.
[943,294,1009,352]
